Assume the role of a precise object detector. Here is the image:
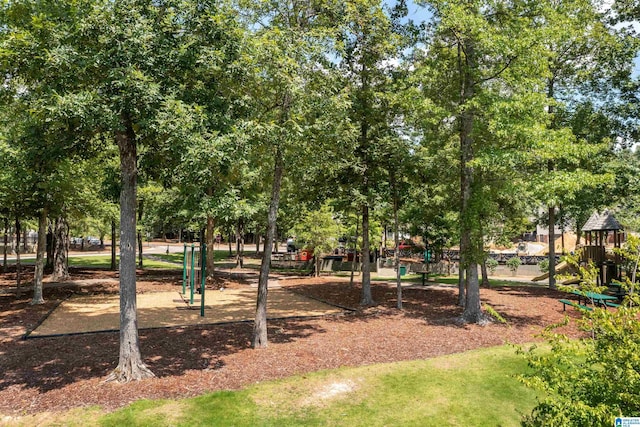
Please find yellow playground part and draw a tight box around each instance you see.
[532,261,570,282]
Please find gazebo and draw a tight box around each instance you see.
[581,211,625,286]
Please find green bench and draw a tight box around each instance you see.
[604,301,621,308]
[559,299,592,312]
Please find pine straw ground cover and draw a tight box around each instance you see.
[0,266,581,417]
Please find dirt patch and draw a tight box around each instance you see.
[30,288,344,337]
[0,268,582,416]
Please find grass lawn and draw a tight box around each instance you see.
[18,255,180,269]
[152,250,233,264]
[373,274,538,288]
[29,344,541,427]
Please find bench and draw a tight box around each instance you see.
[559,299,592,312]
[604,301,621,308]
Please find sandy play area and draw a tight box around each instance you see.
[28,287,344,337]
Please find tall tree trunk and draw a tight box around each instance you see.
[458,41,483,323]
[111,220,117,271]
[547,77,557,290]
[458,262,465,307]
[239,220,244,268]
[235,220,244,268]
[105,121,154,383]
[360,204,373,306]
[52,215,70,281]
[548,205,557,289]
[206,214,215,277]
[481,257,489,288]
[45,220,54,271]
[253,145,284,349]
[560,206,566,254]
[137,198,144,269]
[2,217,8,273]
[393,184,402,310]
[480,239,489,288]
[31,208,48,305]
[228,232,233,257]
[15,217,22,298]
[349,214,360,288]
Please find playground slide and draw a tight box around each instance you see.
[532,261,569,282]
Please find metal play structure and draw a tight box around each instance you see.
[182,242,207,316]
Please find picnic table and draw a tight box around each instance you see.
[558,290,621,312]
[571,290,620,308]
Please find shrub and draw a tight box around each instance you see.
[486,257,499,274]
[506,256,521,274]
[519,250,640,425]
[538,258,549,273]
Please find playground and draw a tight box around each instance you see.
[0,262,585,418]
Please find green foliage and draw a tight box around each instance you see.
[289,204,342,256]
[520,250,640,425]
[506,256,521,274]
[486,257,499,274]
[538,258,549,274]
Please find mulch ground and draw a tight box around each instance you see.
[0,265,582,417]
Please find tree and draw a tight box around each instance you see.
[336,0,406,306]
[1,0,243,381]
[415,0,547,322]
[239,0,350,348]
[290,204,343,276]
[528,0,635,290]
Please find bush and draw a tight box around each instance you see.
[506,256,521,274]
[538,258,549,273]
[519,251,640,425]
[486,257,499,274]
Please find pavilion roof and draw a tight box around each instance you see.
[581,211,624,232]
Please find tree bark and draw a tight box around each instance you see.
[235,220,244,268]
[2,217,8,273]
[360,204,373,306]
[349,214,359,288]
[105,121,154,383]
[253,145,284,349]
[111,220,117,271]
[137,198,144,269]
[481,257,489,288]
[15,217,21,298]
[206,214,215,277]
[458,263,465,307]
[548,205,557,289]
[31,207,47,305]
[239,220,244,268]
[45,221,54,271]
[547,77,557,290]
[458,40,484,323]
[393,185,402,310]
[52,215,70,281]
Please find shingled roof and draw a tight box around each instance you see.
[581,211,624,232]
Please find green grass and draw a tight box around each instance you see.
[373,274,538,288]
[27,345,542,427]
[153,250,234,264]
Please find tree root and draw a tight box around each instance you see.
[104,359,155,383]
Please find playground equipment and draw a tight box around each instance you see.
[581,211,624,286]
[182,242,207,317]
